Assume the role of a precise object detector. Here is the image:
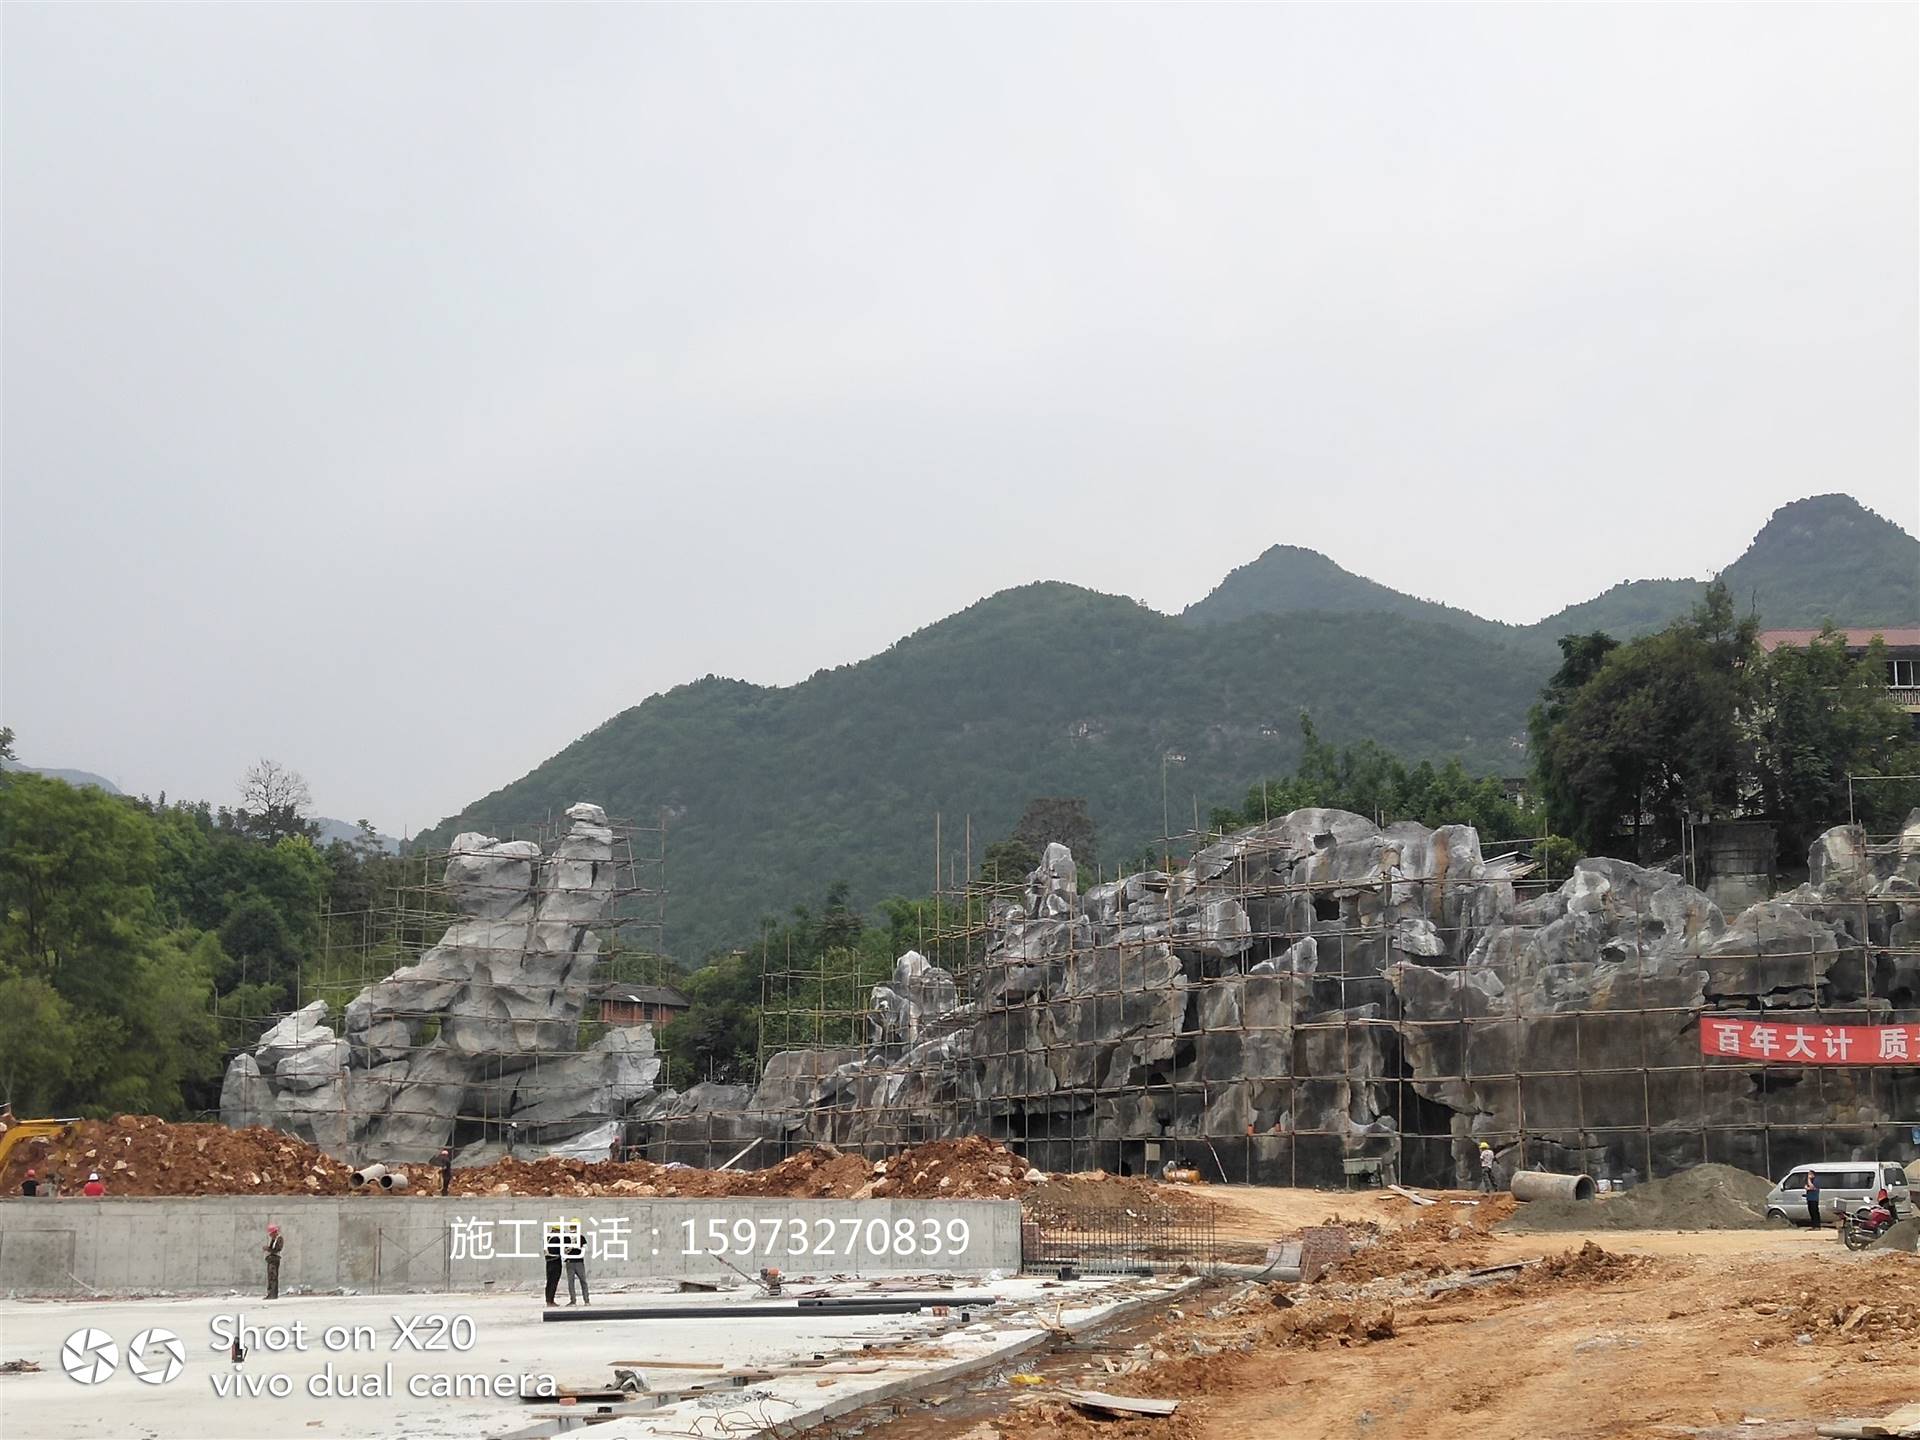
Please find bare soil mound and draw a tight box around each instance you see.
[0,1115,353,1196]
[1500,1163,1771,1232]
[444,1135,1036,1200]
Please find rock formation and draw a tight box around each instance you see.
[220,803,662,1162]
[664,807,1920,1188]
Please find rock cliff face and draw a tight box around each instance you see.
[220,803,662,1162]
[655,810,1920,1187]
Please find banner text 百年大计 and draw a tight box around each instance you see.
[1699,1016,1919,1065]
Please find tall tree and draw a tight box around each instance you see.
[1750,629,1920,861]
[1531,583,1756,854]
[237,758,316,844]
[0,774,225,1116]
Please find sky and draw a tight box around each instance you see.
[3,5,1915,835]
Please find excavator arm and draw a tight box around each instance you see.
[0,1119,81,1173]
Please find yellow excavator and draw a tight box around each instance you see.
[0,1117,81,1174]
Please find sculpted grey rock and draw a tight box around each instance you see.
[224,802,659,1162]
[649,812,1920,1187]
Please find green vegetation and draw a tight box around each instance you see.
[1529,586,1920,861]
[0,747,410,1119]
[421,590,1548,963]
[656,881,978,1087]
[4,494,1913,1111]
[1210,713,1575,869]
[427,494,1916,963]
[1190,496,1919,645]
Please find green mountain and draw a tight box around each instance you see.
[424,493,1916,962]
[1182,544,1531,649]
[1717,494,1920,627]
[1526,578,1707,642]
[1186,494,1919,643]
[422,588,1544,962]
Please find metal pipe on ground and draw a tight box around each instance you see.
[543,1295,997,1323]
[1510,1170,1596,1202]
[349,1163,387,1189]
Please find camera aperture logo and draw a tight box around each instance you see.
[59,1328,120,1385]
[127,1328,187,1385]
[60,1327,186,1387]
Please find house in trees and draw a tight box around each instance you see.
[1757,627,1920,728]
[592,982,692,1028]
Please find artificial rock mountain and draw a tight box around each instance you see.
[232,800,1920,1187]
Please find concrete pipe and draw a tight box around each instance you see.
[378,1171,409,1192]
[349,1163,387,1189]
[1510,1170,1596,1203]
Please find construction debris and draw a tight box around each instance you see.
[1062,1389,1181,1417]
[1818,1404,1920,1439]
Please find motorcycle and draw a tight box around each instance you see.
[1840,1201,1898,1250]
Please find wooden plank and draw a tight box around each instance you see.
[1388,1184,1436,1207]
[1061,1388,1180,1417]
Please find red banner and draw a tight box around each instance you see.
[1699,1015,1920,1065]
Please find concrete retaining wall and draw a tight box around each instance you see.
[0,1196,1021,1297]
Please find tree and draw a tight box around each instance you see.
[1531,583,1755,854]
[977,837,1040,889]
[1750,629,1920,862]
[216,896,301,1008]
[236,759,315,844]
[1214,713,1550,847]
[0,772,162,1008]
[0,975,80,1114]
[0,774,226,1117]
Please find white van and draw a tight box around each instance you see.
[1763,1161,1910,1225]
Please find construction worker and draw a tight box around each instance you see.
[1804,1169,1821,1227]
[81,1171,105,1197]
[1477,1143,1496,1193]
[437,1147,454,1196]
[19,1167,37,1198]
[543,1224,564,1307]
[264,1224,284,1300]
[563,1220,590,1306]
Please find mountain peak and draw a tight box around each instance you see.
[1719,494,1919,627]
[1182,541,1517,643]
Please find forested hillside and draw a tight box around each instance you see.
[422,588,1547,961]
[425,493,1918,963]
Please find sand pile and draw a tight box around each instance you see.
[0,1116,354,1196]
[1870,1217,1920,1252]
[1500,1163,1771,1232]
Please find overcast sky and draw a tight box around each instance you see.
[3,5,1915,835]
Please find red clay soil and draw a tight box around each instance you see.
[0,1115,355,1196]
[443,1135,1037,1200]
[0,1117,1199,1215]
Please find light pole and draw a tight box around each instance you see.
[1161,750,1187,843]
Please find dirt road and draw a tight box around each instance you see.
[805,1185,1920,1440]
